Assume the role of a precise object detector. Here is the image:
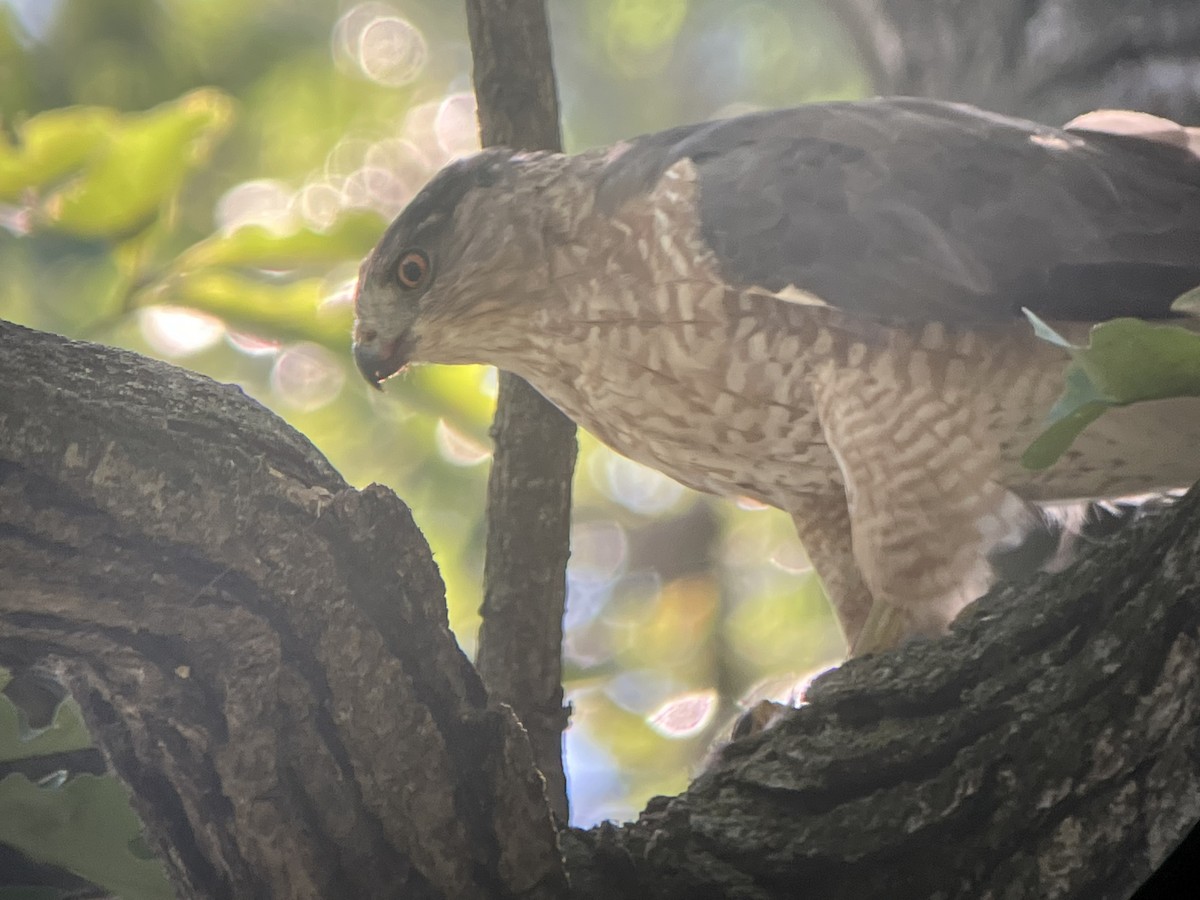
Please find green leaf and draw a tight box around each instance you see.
[1021,400,1110,470]
[0,106,118,200]
[1021,308,1076,349]
[156,268,352,349]
[1024,315,1200,469]
[1042,363,1112,425]
[0,690,92,764]
[0,774,173,900]
[39,89,233,239]
[1074,317,1200,403]
[176,210,383,272]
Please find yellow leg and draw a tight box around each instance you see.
[789,495,873,652]
[849,601,921,656]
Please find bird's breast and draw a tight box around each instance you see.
[511,286,1200,510]
[513,280,843,507]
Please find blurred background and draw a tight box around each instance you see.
[0,0,868,844]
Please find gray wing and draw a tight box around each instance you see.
[595,97,1200,324]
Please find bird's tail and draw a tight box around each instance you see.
[989,493,1183,585]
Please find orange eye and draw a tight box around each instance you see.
[397,249,430,289]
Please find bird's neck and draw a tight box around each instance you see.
[496,149,612,241]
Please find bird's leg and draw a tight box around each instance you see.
[788,495,873,652]
[809,360,1039,654]
[842,464,1016,654]
[717,496,869,738]
[850,596,928,657]
[792,491,960,657]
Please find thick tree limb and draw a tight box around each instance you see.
[4,3,1200,896]
[3,319,1198,898]
[0,320,566,900]
[563,487,1200,898]
[465,0,576,825]
[9,309,1200,897]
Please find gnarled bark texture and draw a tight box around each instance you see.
[563,500,1200,898]
[3,0,1200,897]
[0,321,565,900]
[3,314,1199,898]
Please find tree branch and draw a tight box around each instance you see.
[564,487,1200,898]
[4,3,1199,896]
[5,315,1197,897]
[465,0,575,824]
[0,320,566,900]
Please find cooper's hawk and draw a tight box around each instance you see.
[352,97,1200,655]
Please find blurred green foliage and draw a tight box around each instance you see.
[0,668,173,898]
[0,670,90,765]
[0,771,173,900]
[1023,310,1200,468]
[0,2,866,885]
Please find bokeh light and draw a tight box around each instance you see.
[215,179,296,235]
[1,0,63,42]
[434,92,481,159]
[334,2,428,87]
[226,331,282,357]
[569,520,629,585]
[593,449,687,516]
[358,15,428,86]
[1,0,867,832]
[138,306,225,357]
[343,163,407,214]
[270,342,346,411]
[365,137,430,187]
[769,532,811,574]
[297,179,345,230]
[648,688,719,738]
[434,417,492,466]
[320,268,362,311]
[324,135,374,179]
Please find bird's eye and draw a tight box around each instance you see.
[396,249,431,290]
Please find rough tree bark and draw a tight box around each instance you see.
[2,313,1198,900]
[0,321,566,900]
[563,511,1200,898]
[2,0,1199,897]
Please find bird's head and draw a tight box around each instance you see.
[353,148,572,387]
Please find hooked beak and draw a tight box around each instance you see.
[353,333,411,389]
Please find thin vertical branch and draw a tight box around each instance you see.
[464,0,574,823]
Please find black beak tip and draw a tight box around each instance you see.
[354,338,407,390]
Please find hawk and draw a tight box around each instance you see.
[352,97,1200,655]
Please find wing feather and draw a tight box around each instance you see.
[595,97,1200,324]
